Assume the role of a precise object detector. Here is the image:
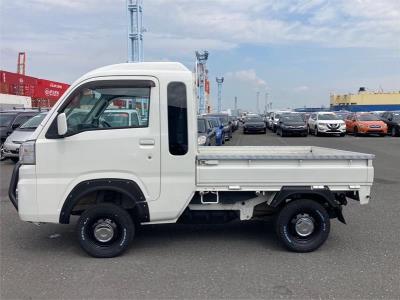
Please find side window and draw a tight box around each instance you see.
[167,82,188,156]
[57,81,152,136]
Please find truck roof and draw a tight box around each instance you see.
[78,62,191,83]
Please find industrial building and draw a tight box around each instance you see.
[330,88,400,112]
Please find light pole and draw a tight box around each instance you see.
[196,51,209,114]
[216,77,224,113]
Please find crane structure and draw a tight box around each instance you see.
[216,77,224,113]
[17,52,26,75]
[195,50,209,114]
[127,0,145,62]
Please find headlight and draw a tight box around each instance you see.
[197,135,207,145]
[340,123,346,127]
[19,140,36,164]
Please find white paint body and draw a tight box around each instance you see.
[15,63,374,224]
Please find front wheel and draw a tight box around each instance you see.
[391,127,397,137]
[275,199,330,252]
[77,203,135,258]
[0,144,6,161]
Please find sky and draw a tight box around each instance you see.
[1,0,399,111]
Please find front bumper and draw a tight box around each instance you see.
[3,142,20,158]
[282,128,308,135]
[318,127,346,134]
[244,127,265,132]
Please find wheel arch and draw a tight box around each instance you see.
[270,186,345,223]
[59,178,149,224]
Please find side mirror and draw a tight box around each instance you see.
[57,113,68,136]
[12,123,20,129]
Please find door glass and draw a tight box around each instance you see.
[59,82,151,135]
[167,82,188,156]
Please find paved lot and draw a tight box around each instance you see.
[1,130,400,299]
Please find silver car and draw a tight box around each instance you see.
[2,112,47,162]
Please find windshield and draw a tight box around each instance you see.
[247,117,263,122]
[319,113,339,120]
[282,114,304,122]
[198,119,206,133]
[0,114,16,127]
[208,118,220,127]
[358,114,380,121]
[19,113,47,129]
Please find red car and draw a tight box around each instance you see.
[345,113,387,136]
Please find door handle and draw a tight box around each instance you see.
[139,139,155,146]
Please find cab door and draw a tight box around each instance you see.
[35,77,161,219]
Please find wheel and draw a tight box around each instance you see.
[0,144,6,161]
[77,203,134,258]
[275,199,330,252]
[354,127,359,136]
[281,130,286,137]
[340,133,346,137]
[11,157,19,163]
[222,135,225,144]
[391,127,397,137]
[314,127,319,136]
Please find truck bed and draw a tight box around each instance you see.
[196,146,374,195]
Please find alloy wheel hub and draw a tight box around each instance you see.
[294,214,315,237]
[93,219,115,243]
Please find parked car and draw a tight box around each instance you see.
[229,116,239,131]
[197,117,216,146]
[276,114,308,137]
[345,113,387,136]
[308,112,346,136]
[380,111,400,137]
[243,116,266,134]
[2,112,48,162]
[206,113,232,140]
[334,111,351,121]
[1,110,42,161]
[270,111,292,132]
[205,117,225,145]
[101,109,145,127]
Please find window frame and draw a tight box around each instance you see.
[46,80,155,139]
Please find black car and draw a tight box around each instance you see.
[380,111,400,137]
[206,114,232,140]
[1,110,41,160]
[276,113,308,137]
[197,117,216,146]
[243,116,266,134]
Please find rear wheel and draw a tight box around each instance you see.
[275,199,330,252]
[77,203,134,258]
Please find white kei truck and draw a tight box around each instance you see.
[9,63,375,258]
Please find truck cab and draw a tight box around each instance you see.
[10,63,375,257]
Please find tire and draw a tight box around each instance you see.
[275,199,330,253]
[222,135,225,144]
[314,127,319,136]
[391,127,397,137]
[77,203,134,258]
[340,133,346,137]
[281,130,286,137]
[0,144,6,161]
[354,127,359,136]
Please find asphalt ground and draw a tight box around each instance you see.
[1,129,400,299]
